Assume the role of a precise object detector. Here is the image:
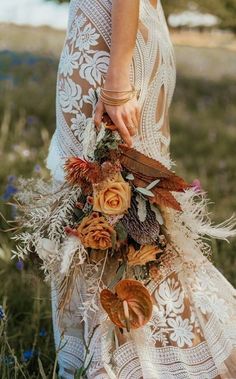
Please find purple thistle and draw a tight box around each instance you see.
[191,179,203,194]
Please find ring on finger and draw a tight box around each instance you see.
[127,124,135,131]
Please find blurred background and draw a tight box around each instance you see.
[0,0,236,377]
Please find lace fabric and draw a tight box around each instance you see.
[48,1,236,378]
[47,0,176,181]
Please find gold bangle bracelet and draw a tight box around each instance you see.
[99,87,137,106]
[100,91,136,106]
[101,84,137,94]
[100,93,135,101]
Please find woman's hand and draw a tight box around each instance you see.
[94,84,140,147]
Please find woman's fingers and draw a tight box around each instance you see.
[125,114,137,136]
[122,104,139,136]
[135,105,141,126]
[115,115,133,147]
[94,99,105,129]
[97,99,141,146]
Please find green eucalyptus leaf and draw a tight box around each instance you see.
[73,207,85,221]
[150,203,164,225]
[115,221,128,241]
[108,263,126,289]
[111,231,117,250]
[136,187,155,197]
[109,141,118,150]
[146,178,160,190]
[126,173,135,180]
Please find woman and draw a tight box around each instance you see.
[47,1,236,378]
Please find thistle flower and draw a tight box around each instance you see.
[64,157,102,187]
[191,179,203,193]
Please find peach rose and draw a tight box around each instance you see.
[127,244,161,266]
[93,173,131,215]
[77,212,115,250]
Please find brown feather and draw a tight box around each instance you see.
[119,145,173,179]
[150,188,182,211]
[158,177,190,192]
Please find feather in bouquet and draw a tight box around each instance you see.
[12,117,194,332]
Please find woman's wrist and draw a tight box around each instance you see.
[104,64,132,91]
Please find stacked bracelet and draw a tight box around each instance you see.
[99,85,139,106]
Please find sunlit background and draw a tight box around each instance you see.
[0,0,236,377]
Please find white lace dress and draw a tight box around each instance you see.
[47,1,236,378]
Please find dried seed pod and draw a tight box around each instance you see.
[122,196,161,244]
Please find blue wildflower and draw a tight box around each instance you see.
[0,355,14,366]
[22,349,37,362]
[0,305,6,321]
[26,115,39,126]
[34,164,41,173]
[39,327,47,337]
[16,259,24,271]
[1,176,18,201]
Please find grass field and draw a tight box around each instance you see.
[0,24,236,377]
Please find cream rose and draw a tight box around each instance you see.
[93,173,131,215]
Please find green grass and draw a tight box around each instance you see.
[0,47,236,377]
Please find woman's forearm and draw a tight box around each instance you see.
[106,0,140,88]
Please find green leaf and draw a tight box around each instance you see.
[73,207,85,221]
[108,263,126,289]
[75,367,84,379]
[109,141,119,150]
[111,231,117,250]
[150,203,164,225]
[115,221,128,241]
[126,173,135,180]
[136,187,155,197]
[146,178,160,190]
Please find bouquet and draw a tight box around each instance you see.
[12,117,192,332]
